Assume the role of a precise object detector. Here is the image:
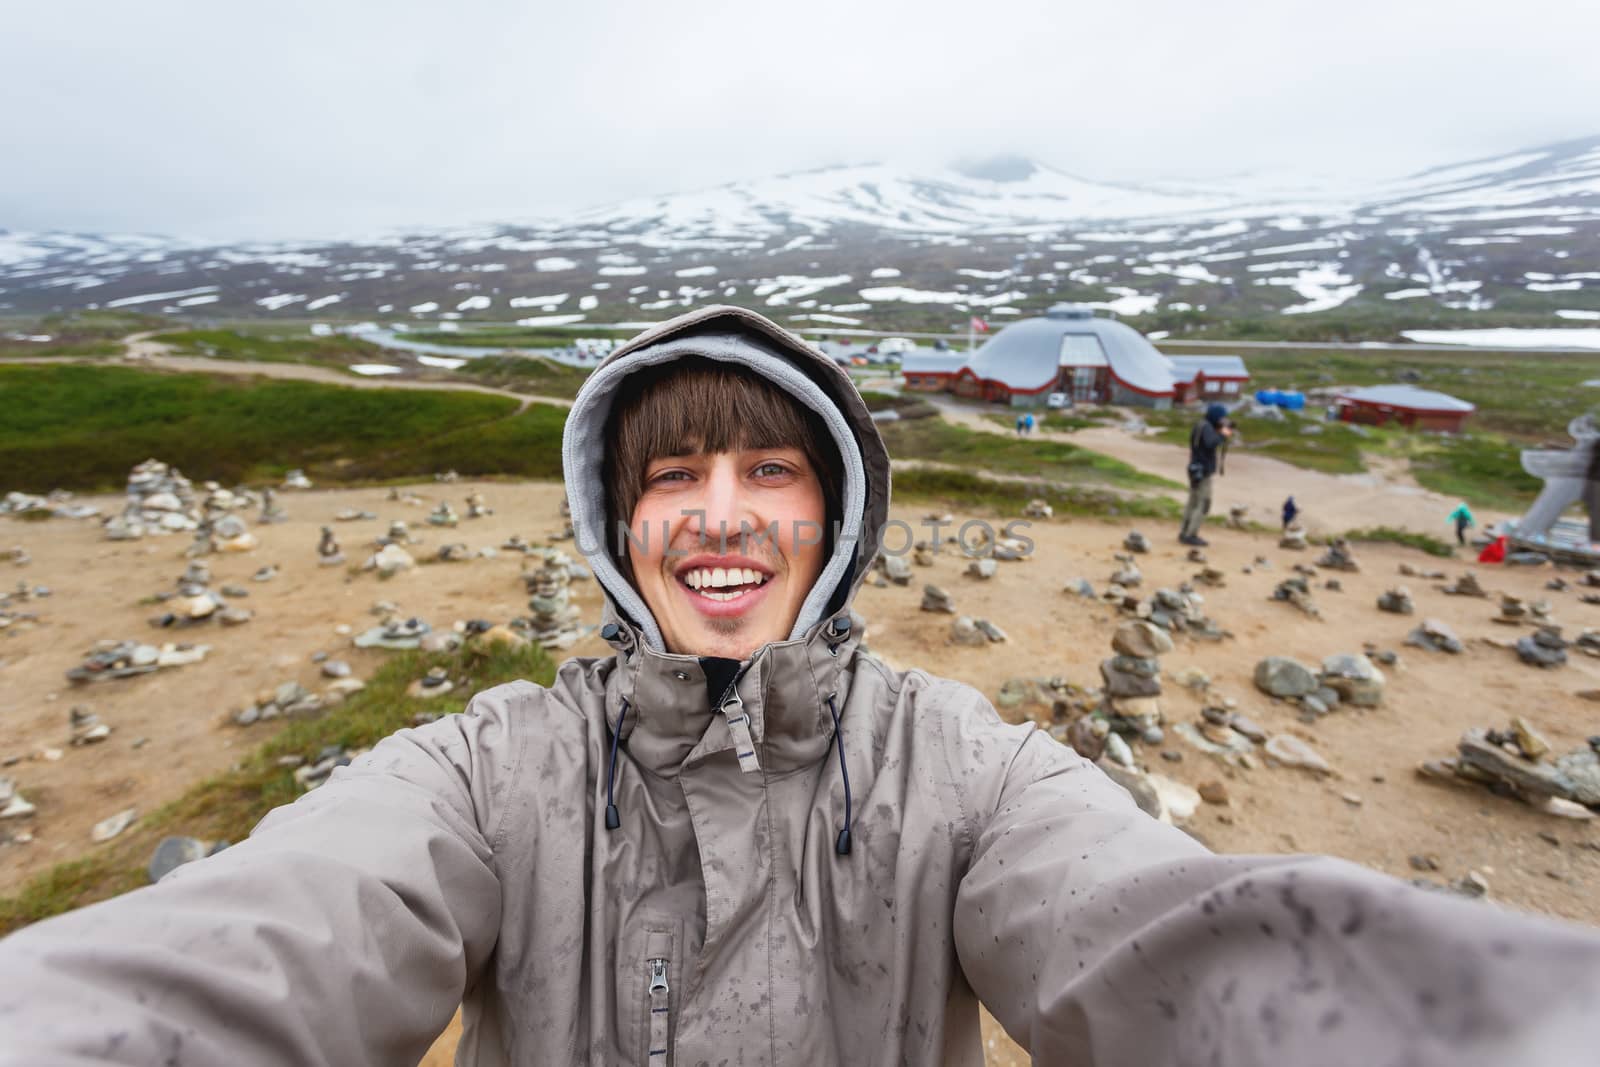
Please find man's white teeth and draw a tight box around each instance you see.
[682,566,769,591]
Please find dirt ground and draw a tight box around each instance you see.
[5,479,1598,1066]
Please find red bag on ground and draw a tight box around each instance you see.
[1477,535,1507,564]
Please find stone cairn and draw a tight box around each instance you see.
[521,555,583,648]
[1419,720,1600,819]
[466,492,493,519]
[1122,530,1150,554]
[1516,626,1569,668]
[282,469,313,490]
[1315,538,1359,572]
[106,459,200,540]
[1440,572,1488,597]
[1099,620,1172,744]
[379,520,417,546]
[428,502,460,527]
[318,526,345,566]
[1377,587,1415,615]
[257,487,288,524]
[1022,498,1053,519]
[1279,526,1308,550]
[1270,575,1319,618]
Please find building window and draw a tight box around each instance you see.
[1223,381,1239,394]
[1059,334,1109,366]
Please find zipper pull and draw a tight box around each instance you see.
[649,957,669,995]
[720,690,761,774]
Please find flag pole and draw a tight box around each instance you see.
[967,317,974,354]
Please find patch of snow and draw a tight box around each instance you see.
[579,295,599,311]
[351,364,403,376]
[1087,287,1159,317]
[957,268,1011,279]
[755,274,852,306]
[1528,281,1583,292]
[535,257,579,272]
[104,285,219,308]
[599,265,648,276]
[794,313,863,325]
[1492,225,1574,236]
[256,293,307,311]
[304,295,343,311]
[858,286,1025,307]
[1402,328,1600,350]
[509,294,569,308]
[675,265,717,277]
[174,294,219,307]
[409,302,440,314]
[1384,288,1432,300]
[869,267,902,279]
[417,355,466,369]
[515,314,586,326]
[1257,265,1362,315]
[456,295,493,311]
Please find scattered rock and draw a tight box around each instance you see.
[1264,734,1333,776]
[363,543,416,578]
[965,559,997,580]
[921,585,957,614]
[1122,531,1150,554]
[1022,498,1053,519]
[353,617,432,650]
[1197,780,1230,806]
[1319,653,1385,707]
[1253,656,1319,698]
[973,618,1007,643]
[91,807,138,843]
[1406,618,1464,654]
[950,617,986,646]
[1279,527,1308,551]
[148,835,210,882]
[1111,620,1174,659]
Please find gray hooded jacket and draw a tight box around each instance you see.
[2,306,1600,1066]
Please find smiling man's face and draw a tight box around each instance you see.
[627,447,827,659]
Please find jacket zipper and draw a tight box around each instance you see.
[720,689,761,774]
[646,955,670,1065]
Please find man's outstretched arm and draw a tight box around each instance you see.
[944,687,1600,1066]
[0,686,528,1067]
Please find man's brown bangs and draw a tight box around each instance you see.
[603,356,844,542]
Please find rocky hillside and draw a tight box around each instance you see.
[3,136,1598,338]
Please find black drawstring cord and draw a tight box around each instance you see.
[604,697,630,831]
[826,694,853,855]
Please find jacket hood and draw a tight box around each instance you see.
[561,305,892,656]
[1205,402,1228,426]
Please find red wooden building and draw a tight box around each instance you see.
[1334,385,1475,432]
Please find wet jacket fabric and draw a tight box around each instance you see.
[4,307,1600,1066]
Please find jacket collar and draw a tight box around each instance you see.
[600,608,860,777]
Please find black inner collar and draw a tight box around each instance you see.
[698,655,742,711]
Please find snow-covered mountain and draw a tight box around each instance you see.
[3,136,1598,332]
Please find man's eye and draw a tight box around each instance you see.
[754,462,792,478]
[649,470,689,484]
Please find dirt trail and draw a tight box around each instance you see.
[2,332,574,412]
[926,395,1514,537]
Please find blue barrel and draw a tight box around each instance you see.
[1278,391,1306,411]
[1256,389,1280,406]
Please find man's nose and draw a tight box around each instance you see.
[696,462,751,548]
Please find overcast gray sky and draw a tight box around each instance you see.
[4,0,1597,241]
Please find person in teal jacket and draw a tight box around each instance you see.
[1449,501,1476,546]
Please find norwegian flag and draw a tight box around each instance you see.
[969,316,989,333]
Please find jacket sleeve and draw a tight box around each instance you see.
[0,683,533,1067]
[944,684,1600,1066]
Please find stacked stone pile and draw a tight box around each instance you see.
[1420,720,1600,818]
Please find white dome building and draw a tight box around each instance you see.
[903,304,1246,409]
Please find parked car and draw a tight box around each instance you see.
[877,337,916,355]
[1047,392,1070,409]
